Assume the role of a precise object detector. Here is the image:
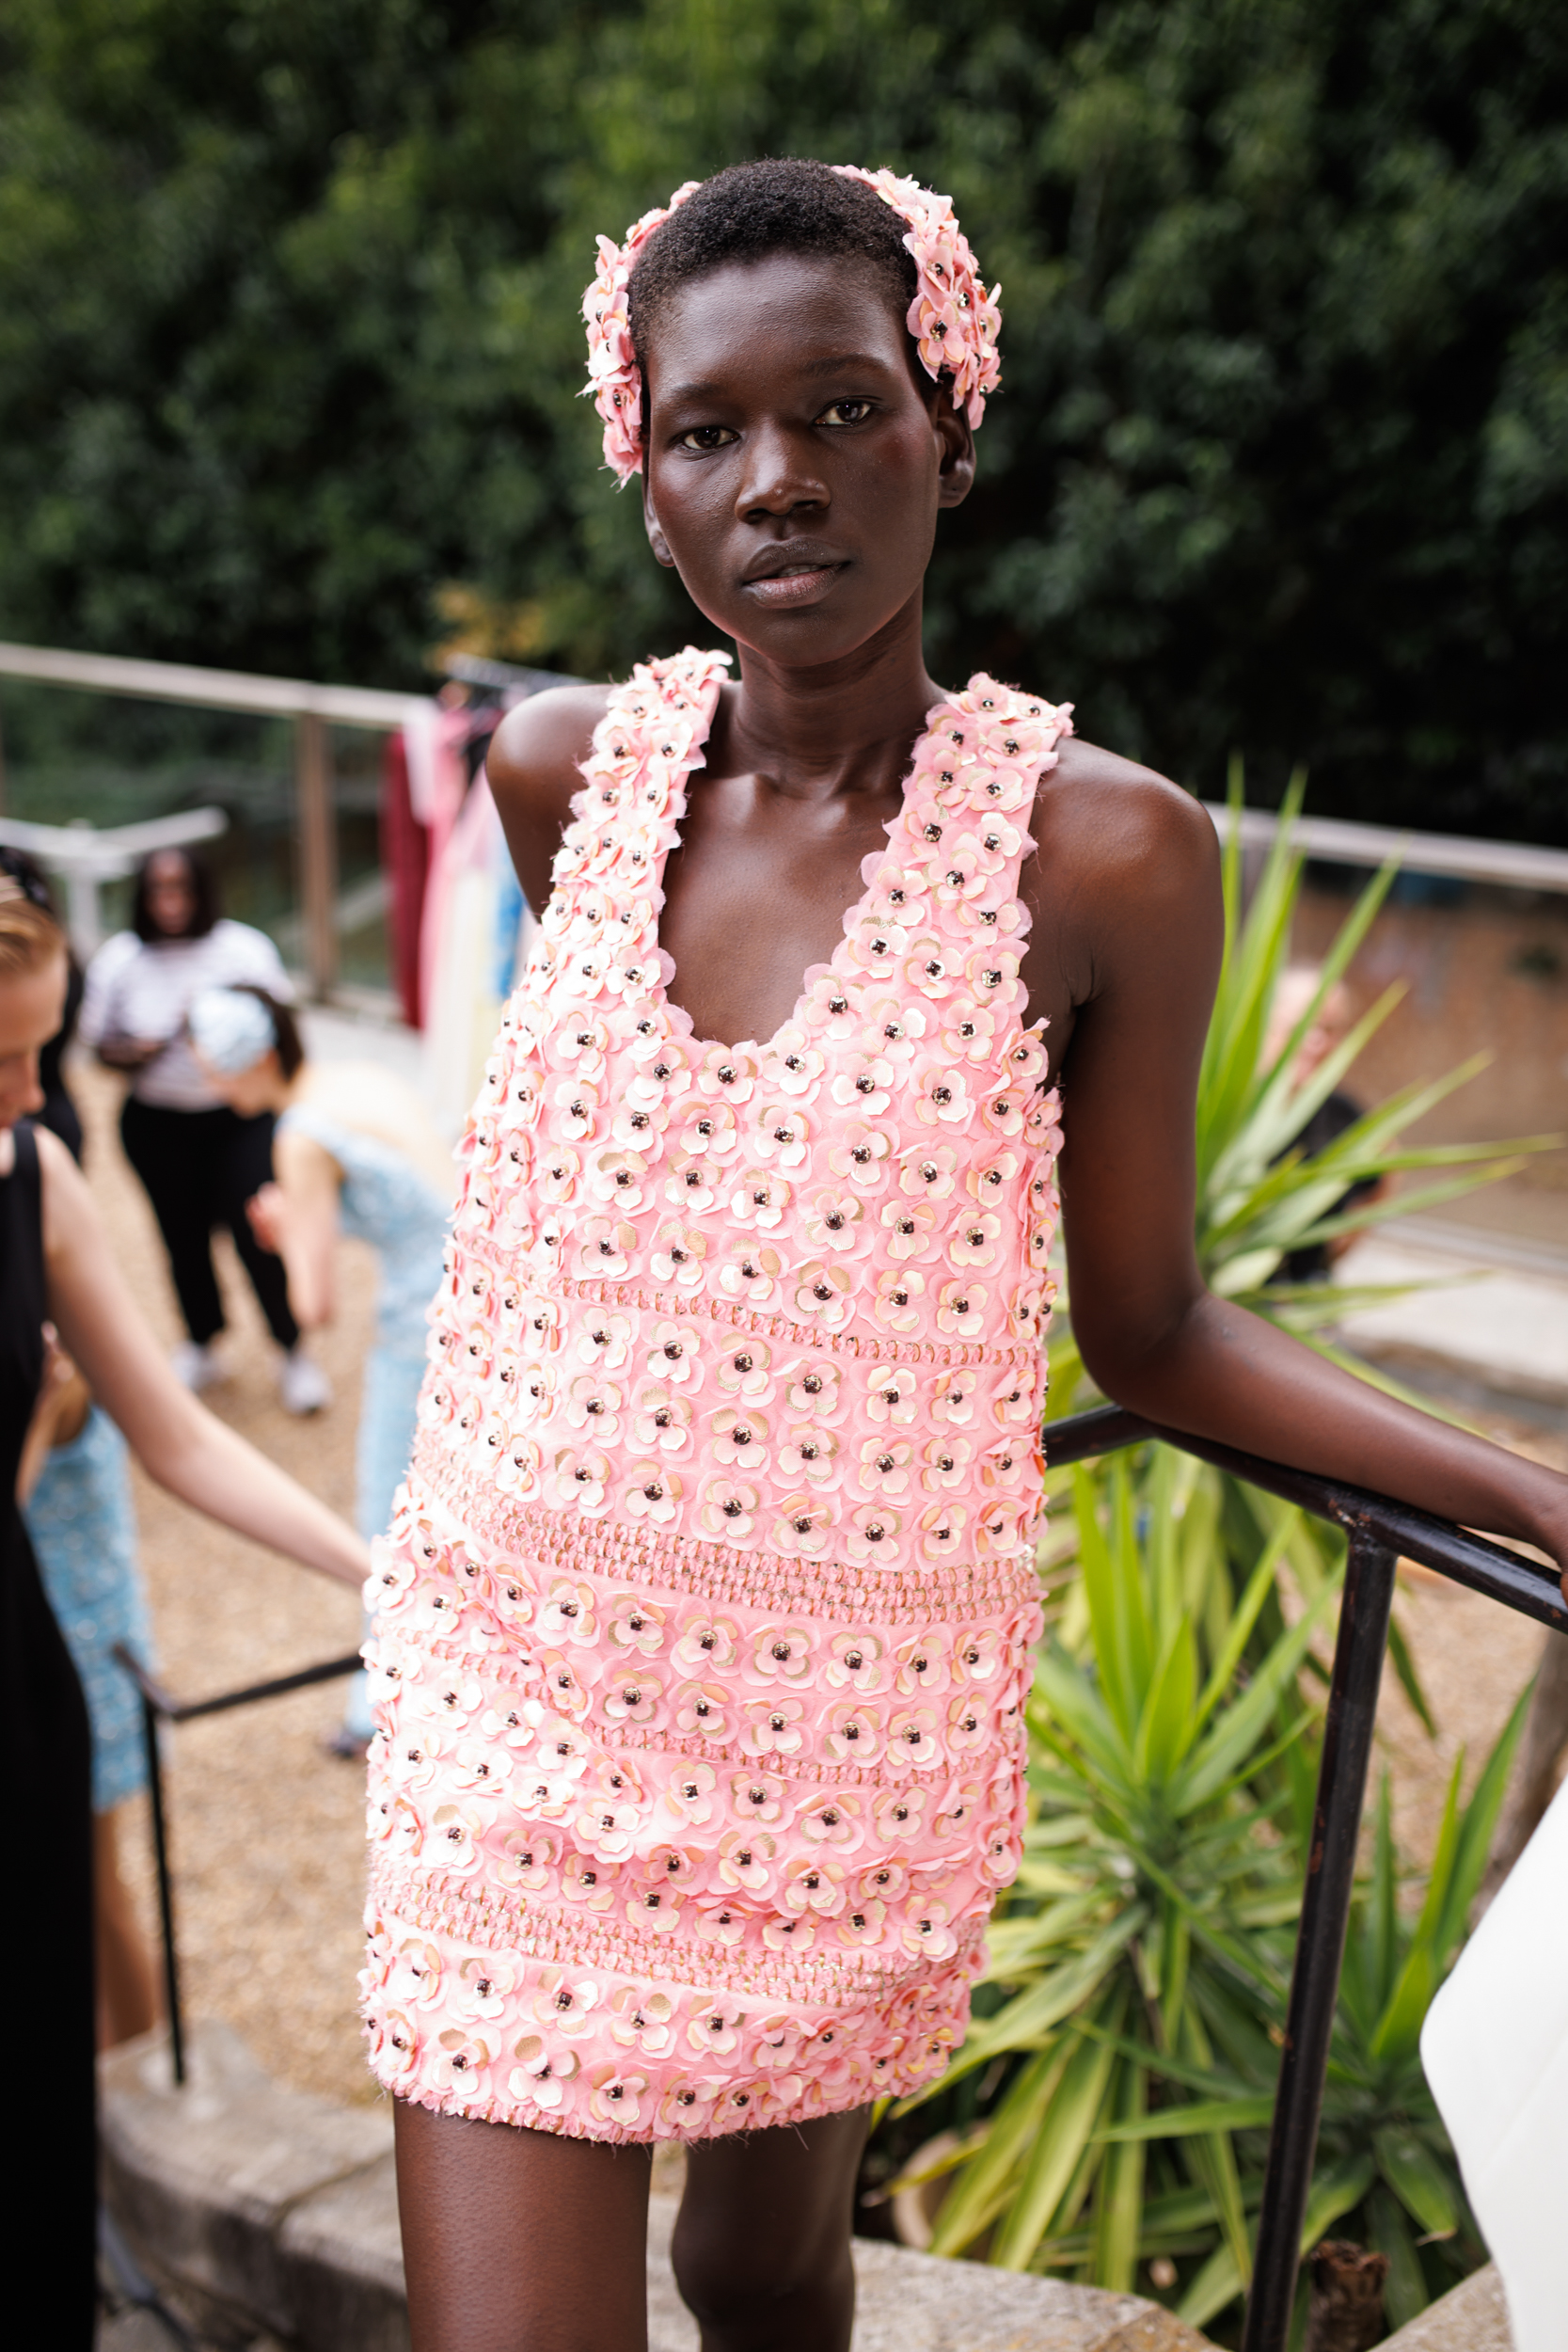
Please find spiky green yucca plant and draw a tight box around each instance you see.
[875,791,1554,2331]
[891,1460,1525,2328]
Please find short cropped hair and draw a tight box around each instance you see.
[132,846,219,943]
[627,159,919,391]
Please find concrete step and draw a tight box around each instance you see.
[1379,2263,1513,2351]
[102,2022,1214,2352]
[1335,1230,1568,1412]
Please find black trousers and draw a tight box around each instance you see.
[120,1097,299,1350]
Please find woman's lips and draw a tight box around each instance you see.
[744,564,844,608]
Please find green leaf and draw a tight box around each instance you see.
[926,2042,1069,2256]
[990,2023,1121,2269]
[1375,2128,1459,2240]
[1301,2152,1379,2249]
[1132,1611,1199,1785]
[1386,1612,1438,1740]
[1174,1581,1337,1813]
[1434,1680,1533,1964]
[962,1908,1148,2075]
[1190,1509,1299,1739]
[1093,2061,1147,2292]
[1099,2094,1275,2141]
[1369,2182,1430,2330]
[1372,1757,1464,2064]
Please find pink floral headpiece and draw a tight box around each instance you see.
[581,167,1003,485]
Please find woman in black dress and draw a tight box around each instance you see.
[0,870,370,2343]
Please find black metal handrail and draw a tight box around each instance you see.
[1043,1403,1563,2352]
[112,1642,360,2087]
[116,1404,1565,2351]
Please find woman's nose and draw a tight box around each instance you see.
[736,425,828,520]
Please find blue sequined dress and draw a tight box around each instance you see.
[25,1406,152,1811]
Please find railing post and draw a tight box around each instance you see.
[1242,1534,1398,2352]
[295,710,337,1000]
[140,1687,186,2087]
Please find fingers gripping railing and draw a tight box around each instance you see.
[1043,1405,1567,2352]
[114,1409,1565,2346]
[111,1645,361,2088]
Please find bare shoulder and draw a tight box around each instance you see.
[36,1120,97,1253]
[487,683,614,811]
[485,682,616,907]
[1035,735,1218,911]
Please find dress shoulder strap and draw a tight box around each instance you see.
[519,649,729,1009]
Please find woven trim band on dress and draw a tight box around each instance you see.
[582,167,1003,482]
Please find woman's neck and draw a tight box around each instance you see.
[720,590,942,800]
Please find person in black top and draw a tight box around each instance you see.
[0,868,370,2343]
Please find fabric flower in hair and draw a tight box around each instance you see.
[582,167,1001,482]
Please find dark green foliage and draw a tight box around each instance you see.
[2,0,1565,834]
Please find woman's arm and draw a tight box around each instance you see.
[484,683,614,915]
[1054,782,1568,1574]
[252,1126,342,1327]
[36,1126,368,1587]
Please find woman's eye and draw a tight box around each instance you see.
[674,424,738,453]
[816,398,875,427]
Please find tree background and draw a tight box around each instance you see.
[1,0,1565,839]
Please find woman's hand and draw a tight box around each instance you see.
[95,1032,168,1073]
[15,1324,90,1505]
[246,1181,287,1255]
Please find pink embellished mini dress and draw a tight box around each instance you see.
[360,647,1072,2141]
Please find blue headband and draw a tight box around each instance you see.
[188,988,276,1076]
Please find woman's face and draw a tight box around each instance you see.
[0,952,68,1130]
[145,851,198,939]
[641,252,974,668]
[195,1049,282,1118]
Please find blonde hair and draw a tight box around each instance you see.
[0,878,67,977]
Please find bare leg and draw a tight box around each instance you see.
[94,1805,160,2049]
[673,2106,871,2352]
[394,2097,654,2352]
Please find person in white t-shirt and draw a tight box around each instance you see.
[79,847,330,1414]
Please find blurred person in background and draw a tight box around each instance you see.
[190,984,452,1755]
[1264,961,1387,1281]
[79,844,330,1413]
[1,873,370,2344]
[2,848,162,2047]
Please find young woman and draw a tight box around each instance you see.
[187,985,453,1750]
[0,876,371,2344]
[365,161,1568,2352]
[79,845,329,1411]
[0,849,162,2047]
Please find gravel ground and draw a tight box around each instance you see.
[73,1055,1568,2113]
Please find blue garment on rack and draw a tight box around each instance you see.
[25,1406,152,1813]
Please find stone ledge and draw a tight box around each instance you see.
[102,2021,1212,2352]
[1380,2265,1513,2352]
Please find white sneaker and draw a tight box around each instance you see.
[170,1340,222,1391]
[279,1346,333,1415]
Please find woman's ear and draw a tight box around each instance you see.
[642,472,676,567]
[935,399,976,510]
